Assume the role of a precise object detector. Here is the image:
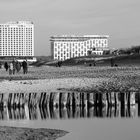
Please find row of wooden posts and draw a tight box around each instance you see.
[0,91,138,108]
[0,101,137,121]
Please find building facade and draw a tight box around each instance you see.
[50,35,109,61]
[0,21,34,56]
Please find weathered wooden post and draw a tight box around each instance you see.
[28,106,38,120]
[129,105,136,118]
[40,92,50,107]
[0,94,2,107]
[87,93,94,108]
[114,104,119,117]
[16,93,19,107]
[106,92,112,106]
[53,92,60,108]
[72,92,76,108]
[102,106,107,118]
[11,93,15,107]
[59,92,67,108]
[98,93,102,106]
[74,106,80,119]
[0,94,4,107]
[52,107,59,119]
[87,107,94,118]
[46,93,50,106]
[49,92,54,109]
[39,92,44,107]
[87,93,90,109]
[67,92,72,107]
[130,92,136,105]
[110,92,115,106]
[67,106,73,118]
[138,91,140,117]
[94,93,98,106]
[106,92,109,106]
[102,93,107,106]
[106,106,111,117]
[115,92,119,106]
[19,106,26,119]
[13,93,17,108]
[19,93,25,107]
[107,92,119,107]
[39,105,50,119]
[42,92,47,107]
[33,93,37,107]
[28,93,32,107]
[8,93,12,107]
[80,104,87,118]
[75,92,81,106]
[84,93,87,108]
[79,92,82,107]
[60,107,68,119]
[81,92,85,107]
[128,88,136,105]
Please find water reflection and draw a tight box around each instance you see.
[0,103,138,121]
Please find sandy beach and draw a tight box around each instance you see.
[0,65,140,140]
[0,77,107,94]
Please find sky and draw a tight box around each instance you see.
[0,0,140,56]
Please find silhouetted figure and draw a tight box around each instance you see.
[12,60,16,75]
[57,61,62,67]
[16,61,21,73]
[4,62,9,71]
[22,60,28,74]
[9,62,13,75]
[89,63,92,67]
[110,58,114,67]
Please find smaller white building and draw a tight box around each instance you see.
[50,35,109,61]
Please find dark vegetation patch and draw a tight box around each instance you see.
[0,126,68,140]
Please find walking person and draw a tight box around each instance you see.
[4,62,9,71]
[12,60,16,75]
[9,62,13,75]
[25,59,28,74]
[22,60,28,74]
[16,61,21,73]
[110,58,114,67]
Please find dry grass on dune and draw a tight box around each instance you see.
[0,66,140,93]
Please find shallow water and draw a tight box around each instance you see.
[0,103,139,140]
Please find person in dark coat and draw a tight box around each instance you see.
[110,58,114,67]
[12,60,16,75]
[22,60,28,74]
[4,62,9,71]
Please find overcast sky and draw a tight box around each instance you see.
[0,0,140,56]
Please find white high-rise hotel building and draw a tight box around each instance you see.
[0,21,34,56]
[51,35,109,61]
